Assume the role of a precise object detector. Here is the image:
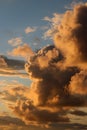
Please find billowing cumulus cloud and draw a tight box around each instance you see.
[7,45,86,127]
[69,71,87,95]
[1,2,87,128]
[25,26,37,34]
[8,43,34,58]
[44,3,87,69]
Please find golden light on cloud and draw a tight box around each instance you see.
[0,2,87,129]
[8,43,34,58]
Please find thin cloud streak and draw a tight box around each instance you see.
[0,55,28,78]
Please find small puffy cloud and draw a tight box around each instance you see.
[8,37,23,46]
[8,43,34,58]
[25,26,37,34]
[69,71,87,95]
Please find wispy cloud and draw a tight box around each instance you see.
[8,37,23,47]
[0,81,29,104]
[25,26,37,34]
[0,55,28,78]
[43,13,63,39]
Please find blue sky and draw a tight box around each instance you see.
[0,0,77,55]
[0,0,87,55]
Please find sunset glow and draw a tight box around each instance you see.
[0,0,87,130]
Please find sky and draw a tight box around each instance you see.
[0,0,87,130]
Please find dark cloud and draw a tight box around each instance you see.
[71,4,87,61]
[0,116,25,126]
[70,110,87,116]
[0,55,25,69]
[12,100,69,127]
[0,55,28,78]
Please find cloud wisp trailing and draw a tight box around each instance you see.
[0,55,28,78]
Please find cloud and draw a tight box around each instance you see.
[25,26,37,34]
[0,123,87,130]
[1,2,87,128]
[0,116,25,126]
[12,100,69,127]
[4,45,85,127]
[0,55,28,78]
[43,13,63,39]
[8,37,23,46]
[48,3,87,68]
[8,44,34,58]
[3,44,87,127]
[69,71,87,95]
[70,110,87,116]
[0,82,30,104]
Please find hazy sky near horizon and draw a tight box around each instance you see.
[0,0,87,130]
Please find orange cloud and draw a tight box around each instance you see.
[44,3,87,69]
[69,71,87,95]
[4,45,85,127]
[8,43,34,58]
[2,2,87,128]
